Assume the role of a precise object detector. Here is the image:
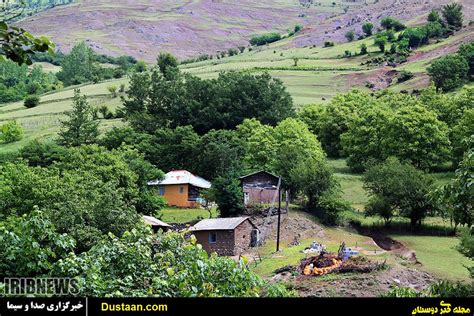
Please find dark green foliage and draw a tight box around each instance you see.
[359,43,368,55]
[228,48,239,56]
[56,42,137,86]
[365,196,393,225]
[380,16,406,31]
[0,120,23,143]
[157,52,179,80]
[0,145,163,252]
[427,9,442,24]
[458,42,474,78]
[0,209,75,277]
[58,89,99,147]
[458,228,474,260]
[123,62,294,135]
[31,51,65,66]
[300,90,376,158]
[400,27,429,48]
[316,192,352,226]
[397,70,414,82]
[250,32,282,46]
[50,227,289,297]
[194,129,245,181]
[211,171,245,218]
[324,41,334,47]
[428,54,469,91]
[374,34,388,52]
[363,158,435,228]
[442,3,464,30]
[56,42,95,86]
[0,60,59,103]
[385,281,473,297]
[0,21,54,65]
[438,149,473,230]
[362,22,374,36]
[19,139,67,167]
[345,30,355,42]
[23,94,40,108]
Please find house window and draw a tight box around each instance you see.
[209,232,217,243]
[179,186,184,193]
[159,186,165,196]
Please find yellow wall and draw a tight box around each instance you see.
[162,184,193,208]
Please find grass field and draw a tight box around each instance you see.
[159,207,219,224]
[391,235,472,281]
[0,78,128,153]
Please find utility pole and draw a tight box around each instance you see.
[276,177,282,252]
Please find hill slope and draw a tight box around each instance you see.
[17,0,473,61]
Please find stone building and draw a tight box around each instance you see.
[190,217,259,256]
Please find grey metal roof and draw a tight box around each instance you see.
[143,215,171,227]
[190,217,250,231]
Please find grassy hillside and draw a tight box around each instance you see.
[1,22,472,153]
[183,25,474,106]
[0,78,127,152]
[17,0,359,61]
[18,0,473,61]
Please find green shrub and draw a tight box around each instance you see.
[0,120,24,143]
[324,41,335,47]
[397,70,414,82]
[23,95,40,108]
[250,32,282,46]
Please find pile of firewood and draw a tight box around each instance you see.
[299,253,386,276]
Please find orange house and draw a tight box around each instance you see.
[148,170,211,208]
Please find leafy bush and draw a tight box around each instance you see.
[380,16,406,31]
[0,209,75,277]
[23,94,40,108]
[0,120,24,143]
[316,192,352,225]
[50,227,290,297]
[362,22,374,36]
[324,41,335,47]
[363,157,435,228]
[428,54,469,91]
[250,32,282,46]
[397,70,414,82]
[345,30,355,42]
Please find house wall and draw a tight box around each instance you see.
[160,184,192,208]
[193,220,255,256]
[193,230,235,256]
[243,187,278,205]
[242,172,279,206]
[233,220,255,255]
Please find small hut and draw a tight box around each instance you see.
[190,217,259,256]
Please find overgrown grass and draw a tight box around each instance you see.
[159,207,219,224]
[390,235,472,281]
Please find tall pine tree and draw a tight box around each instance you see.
[58,89,99,147]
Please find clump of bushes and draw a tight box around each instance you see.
[24,95,40,108]
[250,32,282,46]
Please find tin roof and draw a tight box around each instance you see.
[143,215,171,227]
[190,217,251,231]
[147,170,211,189]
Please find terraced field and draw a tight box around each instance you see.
[0,78,127,152]
[183,24,474,106]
